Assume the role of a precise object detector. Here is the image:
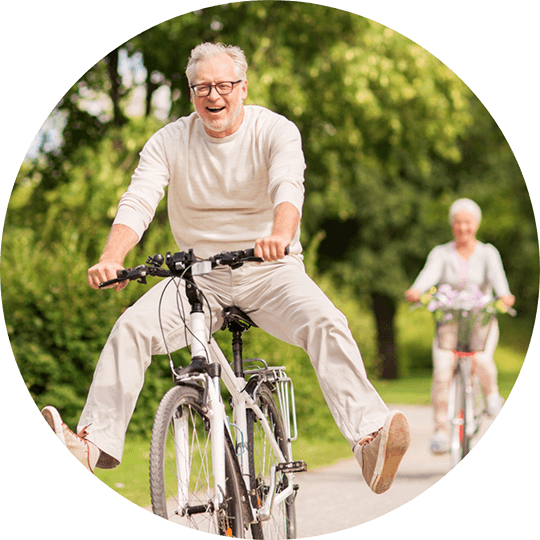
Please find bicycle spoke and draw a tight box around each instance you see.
[150,385,245,536]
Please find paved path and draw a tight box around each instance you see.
[293,404,494,538]
[143,404,494,537]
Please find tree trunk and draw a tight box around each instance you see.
[145,79,158,117]
[106,49,126,127]
[371,293,399,379]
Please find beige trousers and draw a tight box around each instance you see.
[431,320,500,433]
[79,255,389,468]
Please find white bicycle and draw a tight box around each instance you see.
[100,248,306,538]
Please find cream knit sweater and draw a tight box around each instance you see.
[114,105,306,257]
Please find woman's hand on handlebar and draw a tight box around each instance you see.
[88,261,128,291]
[405,288,421,303]
[500,294,515,307]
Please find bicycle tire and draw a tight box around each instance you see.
[461,367,472,458]
[149,384,246,537]
[246,381,297,539]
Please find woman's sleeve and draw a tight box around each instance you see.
[485,244,512,297]
[410,245,445,292]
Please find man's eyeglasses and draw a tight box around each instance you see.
[190,80,243,97]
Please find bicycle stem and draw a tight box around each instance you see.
[189,309,208,360]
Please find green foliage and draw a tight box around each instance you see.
[2,117,177,429]
[2,225,127,427]
[1,2,536,437]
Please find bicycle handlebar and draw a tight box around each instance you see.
[98,247,289,289]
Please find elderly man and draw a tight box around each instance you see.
[42,42,410,495]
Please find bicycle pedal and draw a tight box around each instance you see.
[277,460,307,473]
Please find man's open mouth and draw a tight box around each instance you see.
[207,106,226,113]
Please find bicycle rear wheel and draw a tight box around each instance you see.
[150,384,246,536]
[247,381,296,539]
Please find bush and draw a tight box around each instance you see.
[1,213,379,442]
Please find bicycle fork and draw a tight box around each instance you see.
[205,375,226,512]
[183,303,229,513]
[460,356,482,439]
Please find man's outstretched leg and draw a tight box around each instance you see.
[237,257,411,495]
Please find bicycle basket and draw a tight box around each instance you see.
[436,312,494,352]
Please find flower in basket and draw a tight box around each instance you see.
[413,285,515,351]
[417,285,492,318]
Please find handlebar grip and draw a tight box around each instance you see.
[245,246,290,258]
[98,268,130,289]
[99,278,122,289]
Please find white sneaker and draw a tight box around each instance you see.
[486,393,504,416]
[41,406,101,472]
[430,430,449,455]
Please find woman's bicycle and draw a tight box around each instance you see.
[447,348,482,468]
[100,248,306,539]
[413,285,515,467]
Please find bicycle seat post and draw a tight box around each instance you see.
[231,325,244,379]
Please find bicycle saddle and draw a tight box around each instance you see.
[221,306,258,330]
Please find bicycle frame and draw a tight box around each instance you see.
[100,249,303,528]
[173,274,298,523]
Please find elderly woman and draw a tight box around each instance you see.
[405,198,515,454]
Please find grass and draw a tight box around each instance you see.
[95,305,533,510]
[95,437,153,508]
[374,371,432,405]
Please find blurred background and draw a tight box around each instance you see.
[1,1,537,507]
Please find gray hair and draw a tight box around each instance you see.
[185,42,248,85]
[449,198,482,225]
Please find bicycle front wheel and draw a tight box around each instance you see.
[247,381,296,539]
[449,367,469,467]
[150,384,246,536]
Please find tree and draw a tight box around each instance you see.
[122,4,466,377]
[5,1,536,392]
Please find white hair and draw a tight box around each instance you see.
[449,198,482,225]
[185,42,248,85]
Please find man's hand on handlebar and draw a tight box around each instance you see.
[92,246,291,291]
[88,261,128,292]
[254,235,290,262]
